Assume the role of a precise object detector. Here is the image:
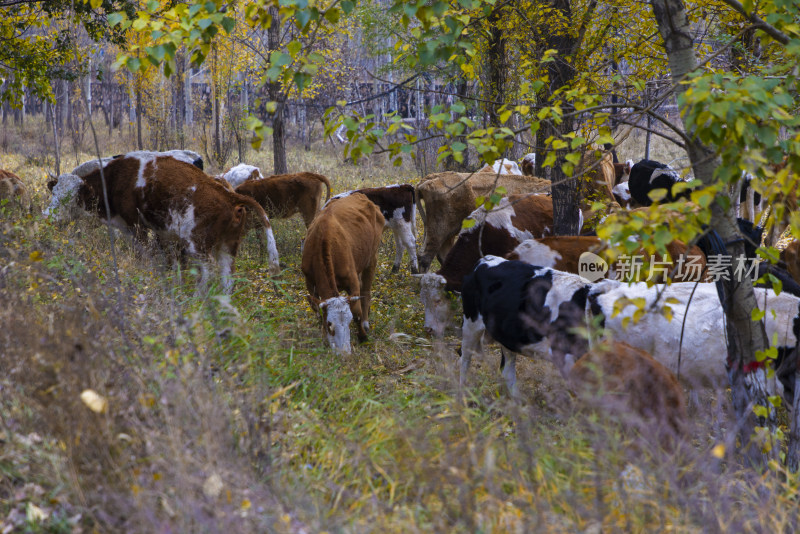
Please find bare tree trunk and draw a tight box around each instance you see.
[212,45,221,163]
[485,8,505,127]
[650,0,773,466]
[268,6,287,174]
[136,86,143,150]
[50,101,61,176]
[546,0,580,236]
[176,50,186,149]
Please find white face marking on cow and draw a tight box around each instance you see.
[223,163,263,187]
[126,150,201,168]
[511,240,562,268]
[533,268,590,322]
[44,173,84,220]
[167,203,197,254]
[217,249,234,293]
[419,273,449,337]
[321,296,354,353]
[522,153,536,165]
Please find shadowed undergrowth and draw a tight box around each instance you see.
[1,121,799,532]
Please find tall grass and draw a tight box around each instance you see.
[1,119,798,533]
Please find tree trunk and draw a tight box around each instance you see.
[176,50,186,149]
[485,9,505,128]
[136,86,143,150]
[650,0,773,466]
[545,0,580,236]
[268,6,288,174]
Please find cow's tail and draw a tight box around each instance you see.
[237,194,280,275]
[314,173,332,202]
[415,183,427,246]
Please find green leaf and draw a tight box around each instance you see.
[221,16,235,34]
[462,218,476,229]
[147,0,160,12]
[342,0,355,13]
[270,51,291,67]
[287,40,302,58]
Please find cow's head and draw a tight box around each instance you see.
[43,173,86,221]
[416,272,452,338]
[311,295,361,353]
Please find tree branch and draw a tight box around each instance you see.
[719,0,791,45]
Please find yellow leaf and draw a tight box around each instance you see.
[711,444,725,459]
[80,389,108,414]
[29,250,43,262]
[241,498,251,510]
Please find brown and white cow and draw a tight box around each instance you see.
[235,171,331,228]
[508,236,710,283]
[520,153,537,176]
[328,184,418,273]
[70,150,204,179]
[222,163,264,188]
[418,194,555,338]
[302,193,385,353]
[576,149,617,209]
[44,154,279,291]
[415,171,551,272]
[0,169,31,211]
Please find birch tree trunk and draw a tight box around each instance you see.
[650,0,773,466]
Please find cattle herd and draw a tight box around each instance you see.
[4,146,800,444]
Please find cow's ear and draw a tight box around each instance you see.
[233,204,247,225]
[307,294,321,310]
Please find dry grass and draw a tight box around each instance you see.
[1,118,799,533]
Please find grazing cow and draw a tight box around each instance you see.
[508,236,710,283]
[588,279,800,395]
[0,169,31,211]
[418,194,554,337]
[302,193,385,353]
[459,258,800,402]
[328,184,418,273]
[70,150,204,179]
[478,158,523,176]
[415,171,551,272]
[613,160,633,184]
[222,163,264,188]
[628,159,691,207]
[44,155,279,291]
[568,341,688,444]
[235,172,331,228]
[520,153,537,176]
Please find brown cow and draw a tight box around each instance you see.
[508,236,710,283]
[567,341,688,445]
[302,193,385,353]
[418,194,555,337]
[415,172,551,272]
[0,170,31,211]
[44,155,279,291]
[236,172,331,227]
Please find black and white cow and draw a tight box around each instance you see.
[461,257,800,402]
[628,159,691,207]
[327,184,418,273]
